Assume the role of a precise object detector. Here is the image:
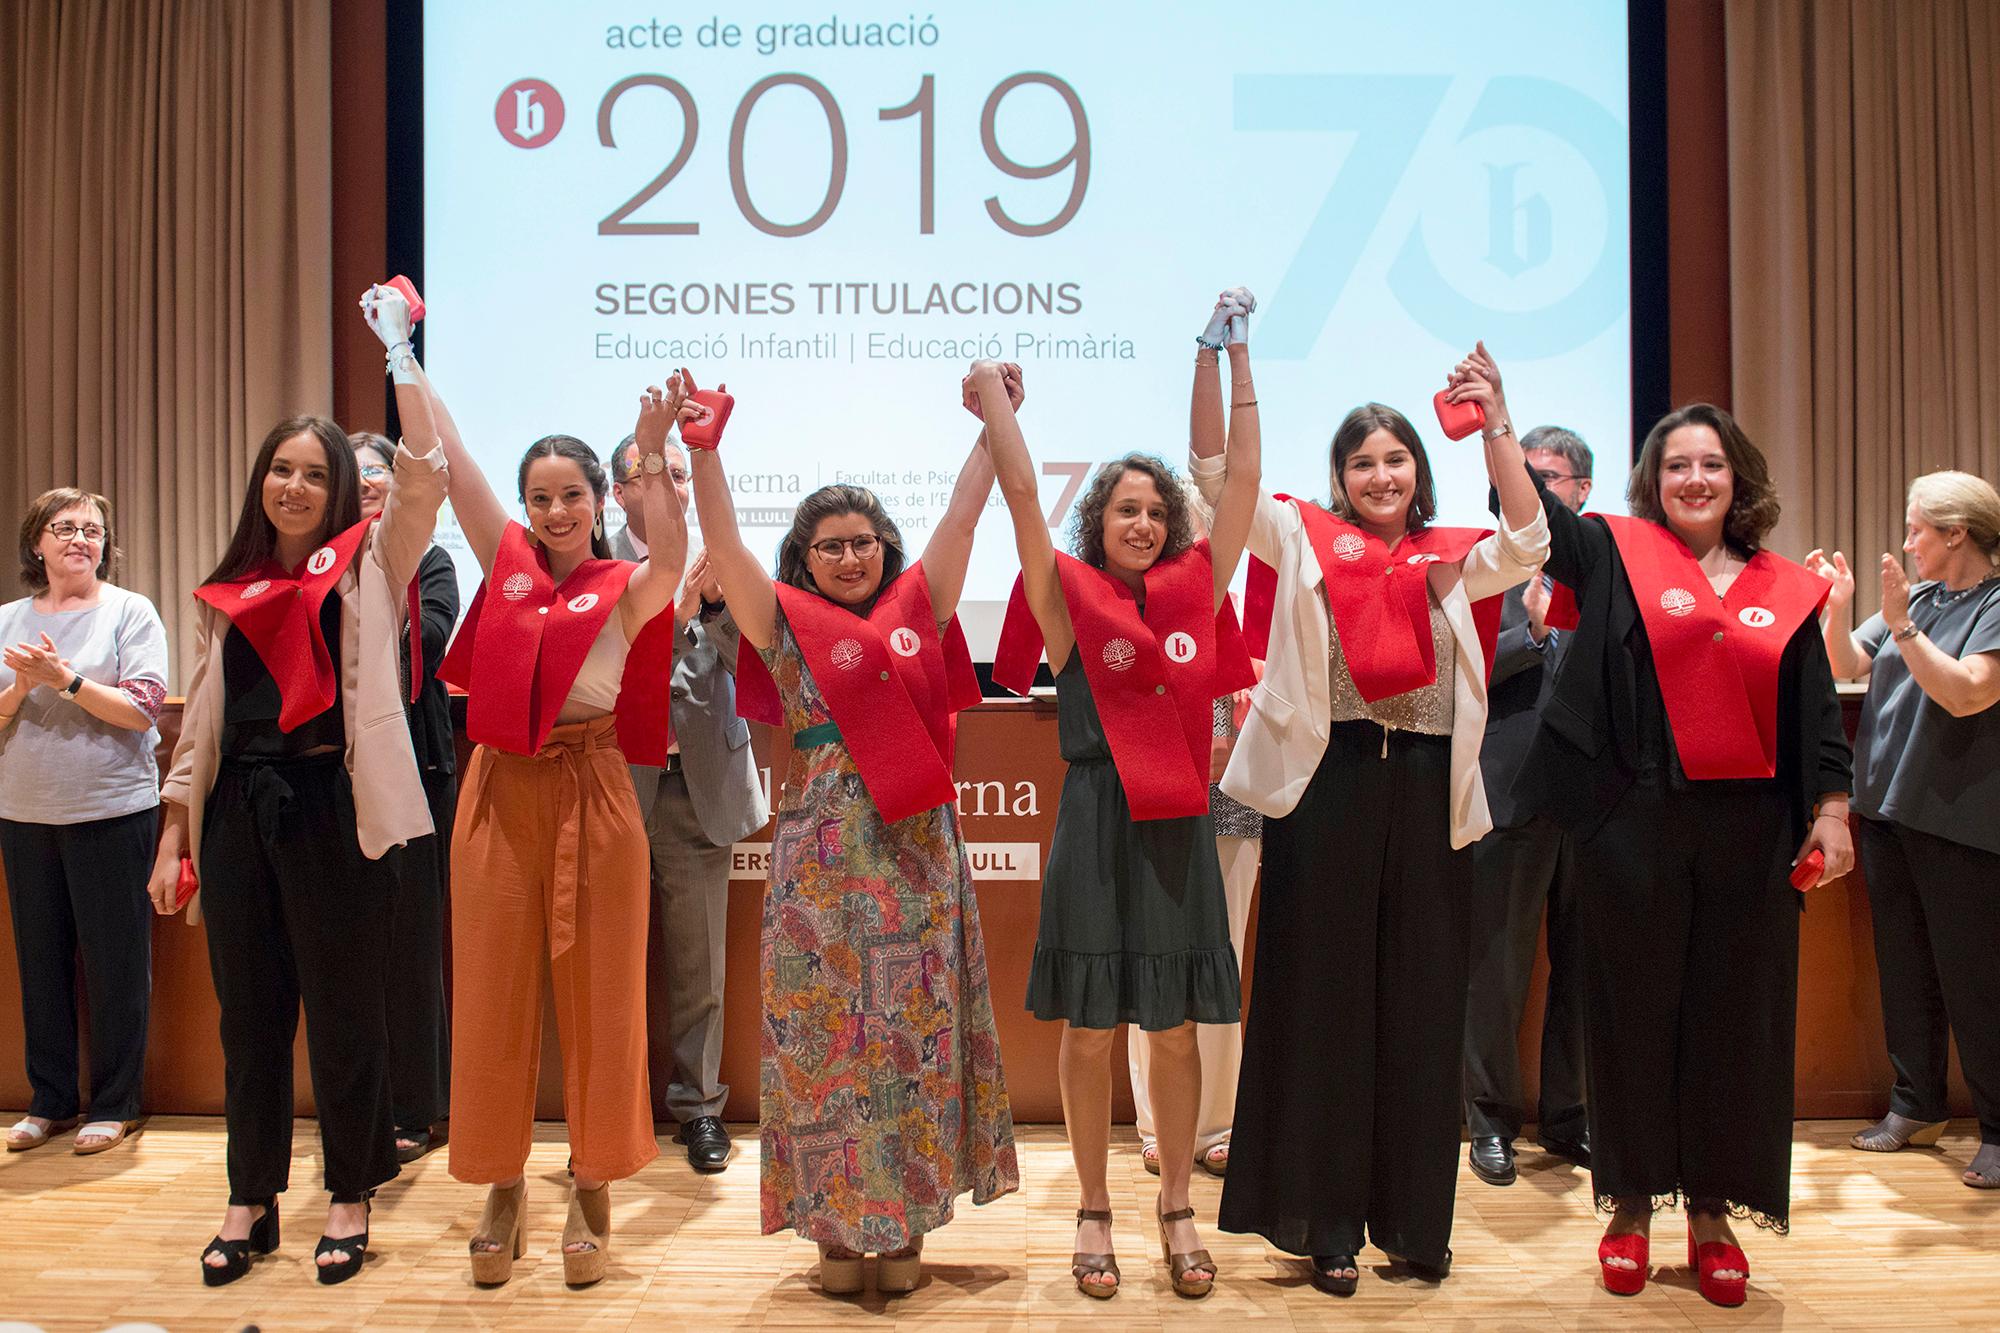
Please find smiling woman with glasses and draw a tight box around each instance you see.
[689,367,1019,1295]
[1,488,168,1163]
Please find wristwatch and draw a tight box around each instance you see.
[60,672,84,699]
[642,452,666,475]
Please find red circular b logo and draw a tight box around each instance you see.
[495,79,564,149]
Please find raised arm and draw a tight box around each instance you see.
[1803,548,1871,680]
[974,359,1073,669]
[619,379,690,639]
[685,378,777,651]
[922,379,1004,624]
[364,283,507,576]
[1207,289,1261,605]
[1451,341,1541,535]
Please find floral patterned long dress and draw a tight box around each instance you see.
[757,606,1019,1251]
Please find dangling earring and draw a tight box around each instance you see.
[594,510,605,542]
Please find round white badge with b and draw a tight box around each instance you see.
[1102,637,1137,672]
[1738,606,1775,628]
[566,593,599,614]
[888,626,921,658]
[501,572,535,602]
[1332,532,1367,563]
[1659,587,1697,618]
[1164,631,1198,664]
[830,637,865,671]
[306,546,337,577]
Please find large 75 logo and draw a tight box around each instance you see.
[1237,74,1627,360]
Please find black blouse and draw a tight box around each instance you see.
[221,592,346,757]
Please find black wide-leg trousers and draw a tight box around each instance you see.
[0,807,157,1124]
[1856,816,2000,1145]
[200,754,398,1201]
[1222,723,1469,1266]
[1573,777,1799,1228]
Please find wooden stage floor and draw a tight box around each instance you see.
[0,1119,1992,1330]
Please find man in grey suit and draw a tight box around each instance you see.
[610,435,770,1172]
[1464,425,1593,1186]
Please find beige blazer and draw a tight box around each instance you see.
[162,443,447,916]
[1188,452,1548,849]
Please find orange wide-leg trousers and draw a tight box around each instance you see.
[446,715,658,1184]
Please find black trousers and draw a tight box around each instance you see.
[1463,813,1587,1142]
[1857,817,2000,1144]
[1221,724,1468,1265]
[384,765,455,1131]
[1574,777,1799,1227]
[200,755,397,1201]
[0,807,157,1123]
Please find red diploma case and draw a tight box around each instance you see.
[175,854,199,910]
[384,274,425,324]
[1789,848,1825,891]
[1433,388,1486,441]
[680,387,734,450]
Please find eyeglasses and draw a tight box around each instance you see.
[1533,470,1586,485]
[358,463,391,481]
[809,534,881,562]
[45,522,106,543]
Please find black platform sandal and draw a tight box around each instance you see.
[394,1126,435,1164]
[1310,1254,1358,1297]
[200,1198,279,1287]
[315,1189,373,1285]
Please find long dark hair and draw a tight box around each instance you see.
[1068,453,1195,569]
[1326,403,1436,532]
[518,434,614,560]
[205,415,359,584]
[777,485,907,594]
[1628,403,1779,556]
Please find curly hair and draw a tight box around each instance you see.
[1067,453,1196,569]
[1628,403,1780,555]
[777,485,908,593]
[1325,403,1437,532]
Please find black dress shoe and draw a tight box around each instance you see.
[1469,1135,1517,1186]
[675,1116,732,1172]
[1538,1128,1591,1168]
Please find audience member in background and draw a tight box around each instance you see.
[1462,426,1594,1188]
[1514,389,1851,1307]
[0,489,168,1157]
[1810,470,2000,1191]
[150,282,446,1287]
[350,431,458,1164]
[609,433,769,1174]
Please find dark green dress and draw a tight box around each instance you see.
[1024,655,1241,1030]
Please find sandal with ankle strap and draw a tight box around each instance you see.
[562,1180,612,1286]
[1156,1204,1215,1298]
[1071,1208,1120,1299]
[200,1198,278,1287]
[315,1189,372,1285]
[469,1180,527,1286]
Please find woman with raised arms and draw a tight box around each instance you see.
[986,289,1261,1302]
[689,370,1018,1296]
[1504,371,1850,1306]
[1199,340,1547,1296]
[150,285,446,1287]
[423,352,686,1286]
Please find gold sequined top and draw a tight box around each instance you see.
[1325,585,1455,735]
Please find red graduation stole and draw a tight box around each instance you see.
[436,523,677,762]
[734,562,980,824]
[192,516,373,732]
[1601,514,1828,780]
[1242,499,1503,699]
[993,540,1256,821]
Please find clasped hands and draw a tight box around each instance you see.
[1197,287,1257,350]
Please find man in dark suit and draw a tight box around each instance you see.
[610,435,770,1172]
[1464,425,1593,1186]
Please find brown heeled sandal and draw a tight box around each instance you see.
[1071,1208,1120,1299]
[877,1236,923,1294]
[469,1180,527,1286]
[1157,1204,1215,1298]
[562,1181,611,1286]
[817,1242,865,1294]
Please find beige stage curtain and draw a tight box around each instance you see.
[1,0,333,689]
[1727,0,2000,615]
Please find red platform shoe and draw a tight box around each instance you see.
[1688,1225,1749,1306]
[1597,1231,1649,1295]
